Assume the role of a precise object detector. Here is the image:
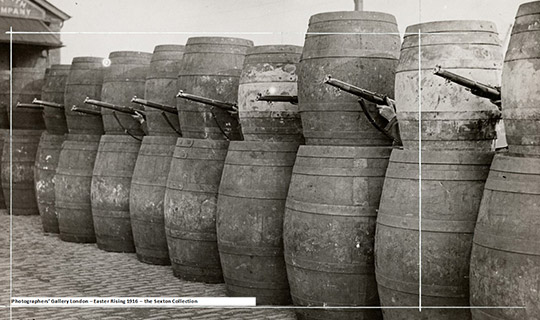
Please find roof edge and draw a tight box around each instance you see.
[33,0,71,21]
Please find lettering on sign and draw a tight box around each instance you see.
[0,0,46,20]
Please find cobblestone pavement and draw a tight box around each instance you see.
[0,214,297,319]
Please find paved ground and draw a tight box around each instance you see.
[0,213,297,319]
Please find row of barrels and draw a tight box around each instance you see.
[1,2,538,320]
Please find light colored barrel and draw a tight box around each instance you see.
[470,154,540,320]
[284,145,391,320]
[177,37,253,140]
[217,141,299,305]
[12,68,46,130]
[64,57,105,134]
[42,64,70,134]
[396,20,503,151]
[34,132,64,233]
[145,44,184,136]
[298,11,400,146]
[164,138,229,283]
[130,135,177,265]
[238,45,303,142]
[375,149,493,320]
[91,134,141,252]
[56,134,100,243]
[502,1,540,157]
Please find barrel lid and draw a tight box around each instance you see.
[186,36,254,48]
[72,56,105,64]
[309,11,398,25]
[109,51,153,60]
[390,149,494,165]
[404,20,498,35]
[153,44,186,53]
[246,45,303,56]
[516,1,540,17]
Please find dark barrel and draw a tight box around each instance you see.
[1,129,43,215]
[217,141,299,305]
[0,71,11,128]
[42,64,70,134]
[375,149,494,320]
[502,1,540,157]
[56,134,101,243]
[164,138,229,283]
[12,68,46,130]
[284,145,391,320]
[0,130,4,209]
[470,154,540,320]
[64,57,105,134]
[177,37,253,140]
[238,45,303,142]
[34,132,64,233]
[130,135,177,265]
[91,135,141,252]
[101,51,152,136]
[396,21,503,151]
[298,11,400,146]
[145,44,184,136]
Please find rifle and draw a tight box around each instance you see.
[71,106,101,116]
[323,75,394,107]
[433,65,501,103]
[84,98,146,118]
[131,96,178,114]
[176,90,238,113]
[256,93,298,105]
[32,98,64,109]
[16,102,43,109]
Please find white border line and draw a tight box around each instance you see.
[9,25,13,320]
[417,28,423,313]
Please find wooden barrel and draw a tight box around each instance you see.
[101,51,152,136]
[396,21,503,151]
[91,134,141,252]
[145,44,184,136]
[238,45,303,142]
[130,135,177,265]
[1,129,42,215]
[284,145,391,319]
[0,71,10,128]
[42,64,70,135]
[12,68,46,130]
[0,130,5,209]
[502,2,540,157]
[164,138,229,283]
[374,149,494,320]
[56,134,100,243]
[64,57,105,134]
[217,141,299,305]
[177,37,253,140]
[34,132,64,233]
[298,11,400,146]
[470,154,540,320]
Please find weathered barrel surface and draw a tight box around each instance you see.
[130,135,177,265]
[396,20,503,151]
[64,57,105,134]
[56,134,101,243]
[0,71,11,128]
[1,129,42,215]
[284,145,391,320]
[177,37,253,140]
[34,132,64,233]
[164,138,229,283]
[238,45,303,142]
[470,154,540,320]
[375,149,494,320]
[217,141,299,305]
[0,131,4,209]
[502,1,540,157]
[298,11,400,146]
[91,134,141,252]
[101,51,151,136]
[42,64,70,134]
[145,44,184,136]
[12,68,46,130]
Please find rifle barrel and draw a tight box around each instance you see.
[433,65,501,101]
[256,94,298,104]
[17,102,43,109]
[131,96,178,114]
[177,90,238,112]
[71,106,101,116]
[32,98,64,109]
[84,98,142,116]
[323,75,389,105]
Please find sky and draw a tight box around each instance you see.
[47,0,528,64]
